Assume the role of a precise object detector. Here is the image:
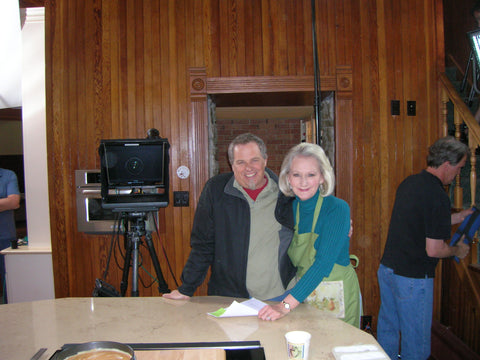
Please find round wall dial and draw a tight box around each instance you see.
[176,165,190,179]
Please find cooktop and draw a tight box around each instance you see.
[48,341,266,360]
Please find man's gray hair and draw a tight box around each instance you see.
[427,136,469,168]
[227,133,268,164]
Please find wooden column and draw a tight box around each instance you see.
[335,65,354,207]
[189,67,210,208]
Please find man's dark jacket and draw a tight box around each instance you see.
[178,168,296,298]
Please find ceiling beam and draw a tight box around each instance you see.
[0,108,22,121]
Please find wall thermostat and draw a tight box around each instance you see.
[176,165,190,179]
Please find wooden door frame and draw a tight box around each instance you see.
[188,66,353,207]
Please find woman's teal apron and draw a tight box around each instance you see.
[287,195,362,327]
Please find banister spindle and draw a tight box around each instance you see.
[470,147,477,207]
[454,108,464,210]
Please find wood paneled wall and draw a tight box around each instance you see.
[443,0,476,74]
[44,0,444,326]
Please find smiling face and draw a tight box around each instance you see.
[287,155,325,201]
[231,142,267,190]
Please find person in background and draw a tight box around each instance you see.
[163,133,296,300]
[470,1,480,123]
[377,136,472,360]
[0,168,21,302]
[258,142,362,328]
[473,1,480,29]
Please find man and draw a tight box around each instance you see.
[377,136,472,360]
[163,133,296,300]
[0,168,21,302]
[473,1,480,29]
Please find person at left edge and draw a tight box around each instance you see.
[163,133,296,300]
[0,168,21,303]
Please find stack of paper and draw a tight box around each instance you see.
[208,298,267,318]
[332,344,388,360]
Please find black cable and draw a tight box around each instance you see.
[115,216,128,271]
[101,212,122,280]
[311,0,322,146]
[152,213,179,287]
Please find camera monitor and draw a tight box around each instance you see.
[99,138,170,211]
[468,29,480,68]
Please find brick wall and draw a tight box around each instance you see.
[215,118,302,176]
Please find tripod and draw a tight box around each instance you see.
[460,50,480,106]
[119,211,170,297]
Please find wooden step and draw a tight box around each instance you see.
[430,320,480,360]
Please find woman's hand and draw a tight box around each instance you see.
[258,295,298,321]
[258,303,290,321]
[162,289,190,300]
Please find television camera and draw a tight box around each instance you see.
[97,136,171,296]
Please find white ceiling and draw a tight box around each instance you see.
[0,0,23,109]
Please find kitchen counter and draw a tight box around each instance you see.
[0,245,51,254]
[0,296,386,359]
[0,245,55,303]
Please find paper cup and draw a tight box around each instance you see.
[285,330,311,360]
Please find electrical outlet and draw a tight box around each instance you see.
[391,100,400,115]
[173,191,189,207]
[407,100,416,116]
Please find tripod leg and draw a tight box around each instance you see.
[120,233,132,297]
[461,51,473,93]
[469,85,477,107]
[131,235,140,297]
[145,232,170,293]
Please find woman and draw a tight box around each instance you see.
[258,142,362,327]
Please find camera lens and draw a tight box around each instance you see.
[125,157,144,175]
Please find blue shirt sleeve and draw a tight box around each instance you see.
[0,169,20,198]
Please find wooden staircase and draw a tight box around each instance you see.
[439,70,480,355]
[430,320,480,360]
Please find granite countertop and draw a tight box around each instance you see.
[0,296,386,360]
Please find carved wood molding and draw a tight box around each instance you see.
[189,68,207,100]
[204,66,352,94]
[188,68,209,208]
[336,65,353,93]
[190,67,353,94]
[206,75,336,93]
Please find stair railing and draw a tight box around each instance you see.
[439,73,480,206]
[439,72,480,266]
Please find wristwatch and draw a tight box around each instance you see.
[282,300,291,311]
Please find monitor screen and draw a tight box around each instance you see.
[99,138,169,187]
[468,29,480,67]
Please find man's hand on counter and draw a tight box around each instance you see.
[162,289,191,300]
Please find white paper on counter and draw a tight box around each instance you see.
[208,298,267,318]
[332,344,388,360]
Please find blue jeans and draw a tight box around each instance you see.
[0,238,11,303]
[377,264,433,360]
